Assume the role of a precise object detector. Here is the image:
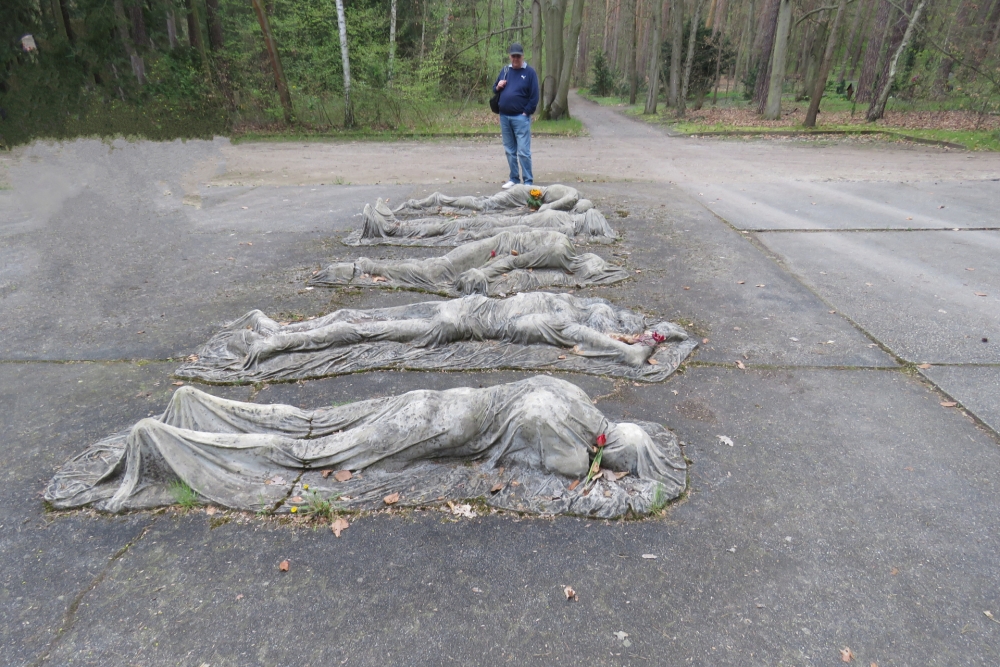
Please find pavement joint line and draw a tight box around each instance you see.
[686,360,905,371]
[681,189,1000,441]
[0,358,181,365]
[747,227,1000,233]
[29,518,157,667]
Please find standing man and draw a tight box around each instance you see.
[493,43,539,189]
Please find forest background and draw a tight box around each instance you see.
[2,0,1000,149]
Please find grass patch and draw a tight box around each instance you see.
[169,480,201,509]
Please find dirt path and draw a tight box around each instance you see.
[212,91,1000,189]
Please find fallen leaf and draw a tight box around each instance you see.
[383,492,400,505]
[568,479,580,491]
[591,471,604,481]
[841,647,854,662]
[241,206,249,210]
[279,560,290,572]
[702,338,710,344]
[490,482,505,493]
[890,567,898,575]
[563,585,578,601]
[510,480,520,486]
[683,286,691,290]
[236,593,244,600]
[557,354,567,359]
[635,269,642,274]
[906,216,913,220]
[737,280,745,284]
[205,506,217,516]
[755,284,765,288]
[472,587,483,593]
[320,469,332,478]
[648,358,659,365]
[136,331,145,335]
[966,267,975,271]
[614,471,629,480]
[642,554,657,559]
[186,354,199,362]
[289,496,303,503]
[510,249,519,256]
[334,470,353,482]
[917,363,931,369]
[172,381,184,386]
[448,501,477,518]
[736,360,746,370]
[614,631,629,641]
[717,435,734,447]
[938,205,945,209]
[865,282,873,286]
[372,276,387,283]
[331,517,349,537]
[974,292,987,297]
[940,401,958,407]
[829,310,836,314]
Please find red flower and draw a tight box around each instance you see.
[596,433,607,447]
[490,250,496,258]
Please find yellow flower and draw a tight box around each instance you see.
[290,506,298,513]
[529,188,542,199]
[303,484,309,490]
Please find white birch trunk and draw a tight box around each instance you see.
[334,0,355,127]
[388,0,398,83]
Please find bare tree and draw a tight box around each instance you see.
[679,0,703,116]
[669,0,683,106]
[837,0,867,85]
[629,0,639,104]
[763,0,791,119]
[752,0,782,112]
[388,0,398,83]
[805,0,849,126]
[550,0,587,118]
[251,0,293,123]
[334,0,355,127]
[856,0,892,103]
[644,0,664,113]
[867,0,928,120]
[112,0,146,84]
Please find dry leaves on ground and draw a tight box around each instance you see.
[334,470,353,482]
[840,647,854,662]
[278,560,290,572]
[383,492,400,505]
[331,517,349,537]
[563,586,578,601]
[717,435,734,447]
[940,401,958,408]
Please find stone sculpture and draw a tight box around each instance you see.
[174,292,697,384]
[308,229,628,296]
[392,184,588,217]
[44,377,686,518]
[344,199,617,246]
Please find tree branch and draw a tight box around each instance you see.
[453,26,529,58]
[795,0,855,27]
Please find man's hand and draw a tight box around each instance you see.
[496,80,507,90]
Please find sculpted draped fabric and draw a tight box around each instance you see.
[344,199,617,247]
[174,292,697,383]
[393,184,589,217]
[308,230,628,296]
[45,377,687,518]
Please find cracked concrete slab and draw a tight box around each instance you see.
[920,365,1000,435]
[757,230,1000,364]
[39,367,1000,666]
[694,179,1000,230]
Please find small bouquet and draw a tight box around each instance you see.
[527,187,543,210]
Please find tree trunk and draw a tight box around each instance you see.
[669,0,682,106]
[333,0,354,127]
[50,0,70,42]
[805,0,848,126]
[644,0,663,113]
[250,0,293,123]
[205,0,224,50]
[166,6,178,48]
[541,0,567,117]
[855,0,891,103]
[712,0,727,34]
[551,0,587,119]
[836,0,865,84]
[763,0,791,119]
[419,0,427,62]
[186,0,213,81]
[867,0,926,120]
[532,0,544,89]
[388,0,398,83]
[113,0,146,84]
[679,0,703,117]
[629,0,638,104]
[130,3,149,48]
[752,0,781,112]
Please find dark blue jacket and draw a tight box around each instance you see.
[494,64,539,116]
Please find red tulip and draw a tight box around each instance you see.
[596,433,607,447]
[490,250,496,258]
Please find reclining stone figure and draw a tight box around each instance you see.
[44,377,686,518]
[308,229,628,296]
[393,184,589,216]
[175,292,696,384]
[344,199,617,246]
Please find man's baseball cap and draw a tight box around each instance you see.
[508,43,524,55]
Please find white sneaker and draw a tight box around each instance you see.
[501,181,516,190]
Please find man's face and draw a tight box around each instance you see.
[510,53,524,68]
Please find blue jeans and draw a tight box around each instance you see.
[500,113,533,184]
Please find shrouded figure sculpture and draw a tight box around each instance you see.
[45,377,687,518]
[393,184,588,217]
[174,292,698,384]
[345,199,617,247]
[308,229,628,296]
